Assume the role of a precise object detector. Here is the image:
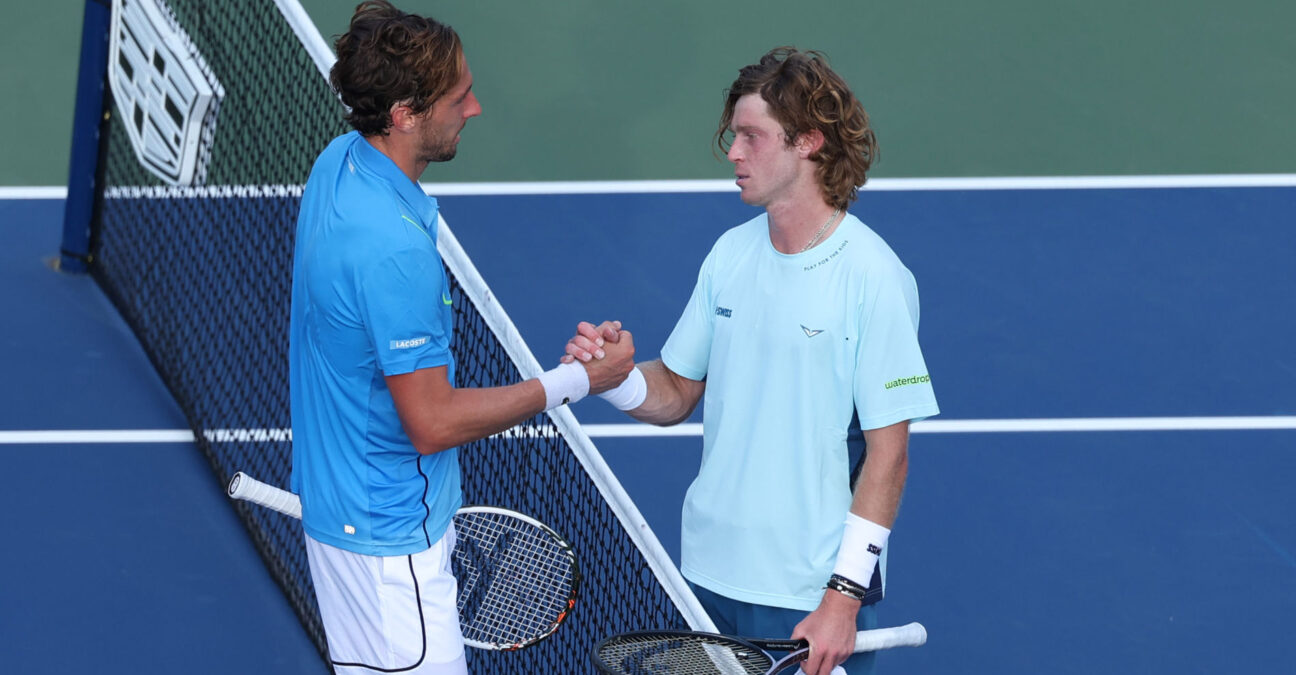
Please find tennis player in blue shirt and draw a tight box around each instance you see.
[289,3,634,673]
[570,48,940,675]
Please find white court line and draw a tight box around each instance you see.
[909,416,1296,433]
[6,174,1296,202]
[0,429,196,444]
[4,417,1294,444]
[419,174,1296,195]
[0,186,68,200]
[583,417,1296,436]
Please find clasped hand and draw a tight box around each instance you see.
[563,320,634,394]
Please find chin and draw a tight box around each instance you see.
[429,148,458,163]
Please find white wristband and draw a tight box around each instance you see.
[597,366,647,411]
[832,513,891,589]
[536,361,590,411]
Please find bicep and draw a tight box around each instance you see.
[386,366,453,442]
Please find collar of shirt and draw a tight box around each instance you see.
[349,131,439,232]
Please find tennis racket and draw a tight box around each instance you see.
[227,471,579,651]
[592,622,926,674]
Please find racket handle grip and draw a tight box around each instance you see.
[854,622,927,652]
[228,472,302,520]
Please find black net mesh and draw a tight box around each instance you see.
[86,1,689,671]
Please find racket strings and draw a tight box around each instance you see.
[595,634,771,675]
[454,511,576,646]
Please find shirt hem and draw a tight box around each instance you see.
[682,565,822,612]
[303,524,435,557]
[660,349,706,382]
[858,403,941,431]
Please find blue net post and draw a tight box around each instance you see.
[60,0,112,274]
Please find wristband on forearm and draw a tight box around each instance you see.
[597,366,647,411]
[536,361,590,411]
[831,513,891,590]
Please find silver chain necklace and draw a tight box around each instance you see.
[799,207,842,253]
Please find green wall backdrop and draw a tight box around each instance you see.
[6,0,1294,185]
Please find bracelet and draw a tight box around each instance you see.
[597,366,647,410]
[536,361,590,411]
[825,574,867,602]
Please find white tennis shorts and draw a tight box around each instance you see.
[305,526,468,675]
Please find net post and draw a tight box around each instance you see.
[60,0,113,275]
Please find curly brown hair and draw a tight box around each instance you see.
[330,1,463,136]
[716,47,879,210]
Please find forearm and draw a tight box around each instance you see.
[621,360,703,426]
[850,420,910,526]
[397,377,547,455]
[429,380,550,453]
[822,420,910,604]
[797,432,901,669]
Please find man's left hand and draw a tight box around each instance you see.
[790,589,861,675]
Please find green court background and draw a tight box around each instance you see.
[5,0,1295,186]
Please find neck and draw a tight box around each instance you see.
[766,197,841,254]
[365,133,427,184]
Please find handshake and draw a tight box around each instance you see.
[538,320,645,412]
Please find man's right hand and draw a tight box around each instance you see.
[564,320,623,363]
[574,321,634,394]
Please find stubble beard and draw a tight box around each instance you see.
[424,141,457,163]
[420,128,459,163]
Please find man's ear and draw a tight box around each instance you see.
[796,129,825,157]
[389,102,417,133]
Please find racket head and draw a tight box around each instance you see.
[592,630,774,674]
[451,505,579,651]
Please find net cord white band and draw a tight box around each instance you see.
[271,0,336,86]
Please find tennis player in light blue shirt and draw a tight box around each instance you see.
[662,210,938,612]
[570,48,938,675]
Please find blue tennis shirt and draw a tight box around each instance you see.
[662,212,940,611]
[289,131,461,556]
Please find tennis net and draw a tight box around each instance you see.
[72,0,709,671]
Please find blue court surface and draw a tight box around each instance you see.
[3,181,1295,674]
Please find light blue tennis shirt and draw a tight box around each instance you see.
[662,212,940,611]
[289,131,461,556]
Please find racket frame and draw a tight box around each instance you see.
[452,505,580,651]
[591,629,775,674]
[592,622,927,674]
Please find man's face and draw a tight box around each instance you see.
[725,93,803,208]
[416,60,482,163]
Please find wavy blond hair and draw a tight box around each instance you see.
[716,47,879,210]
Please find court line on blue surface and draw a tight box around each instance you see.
[6,174,1296,201]
[4,416,1294,444]
[418,174,1296,195]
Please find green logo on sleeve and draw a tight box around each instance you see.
[884,374,931,390]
